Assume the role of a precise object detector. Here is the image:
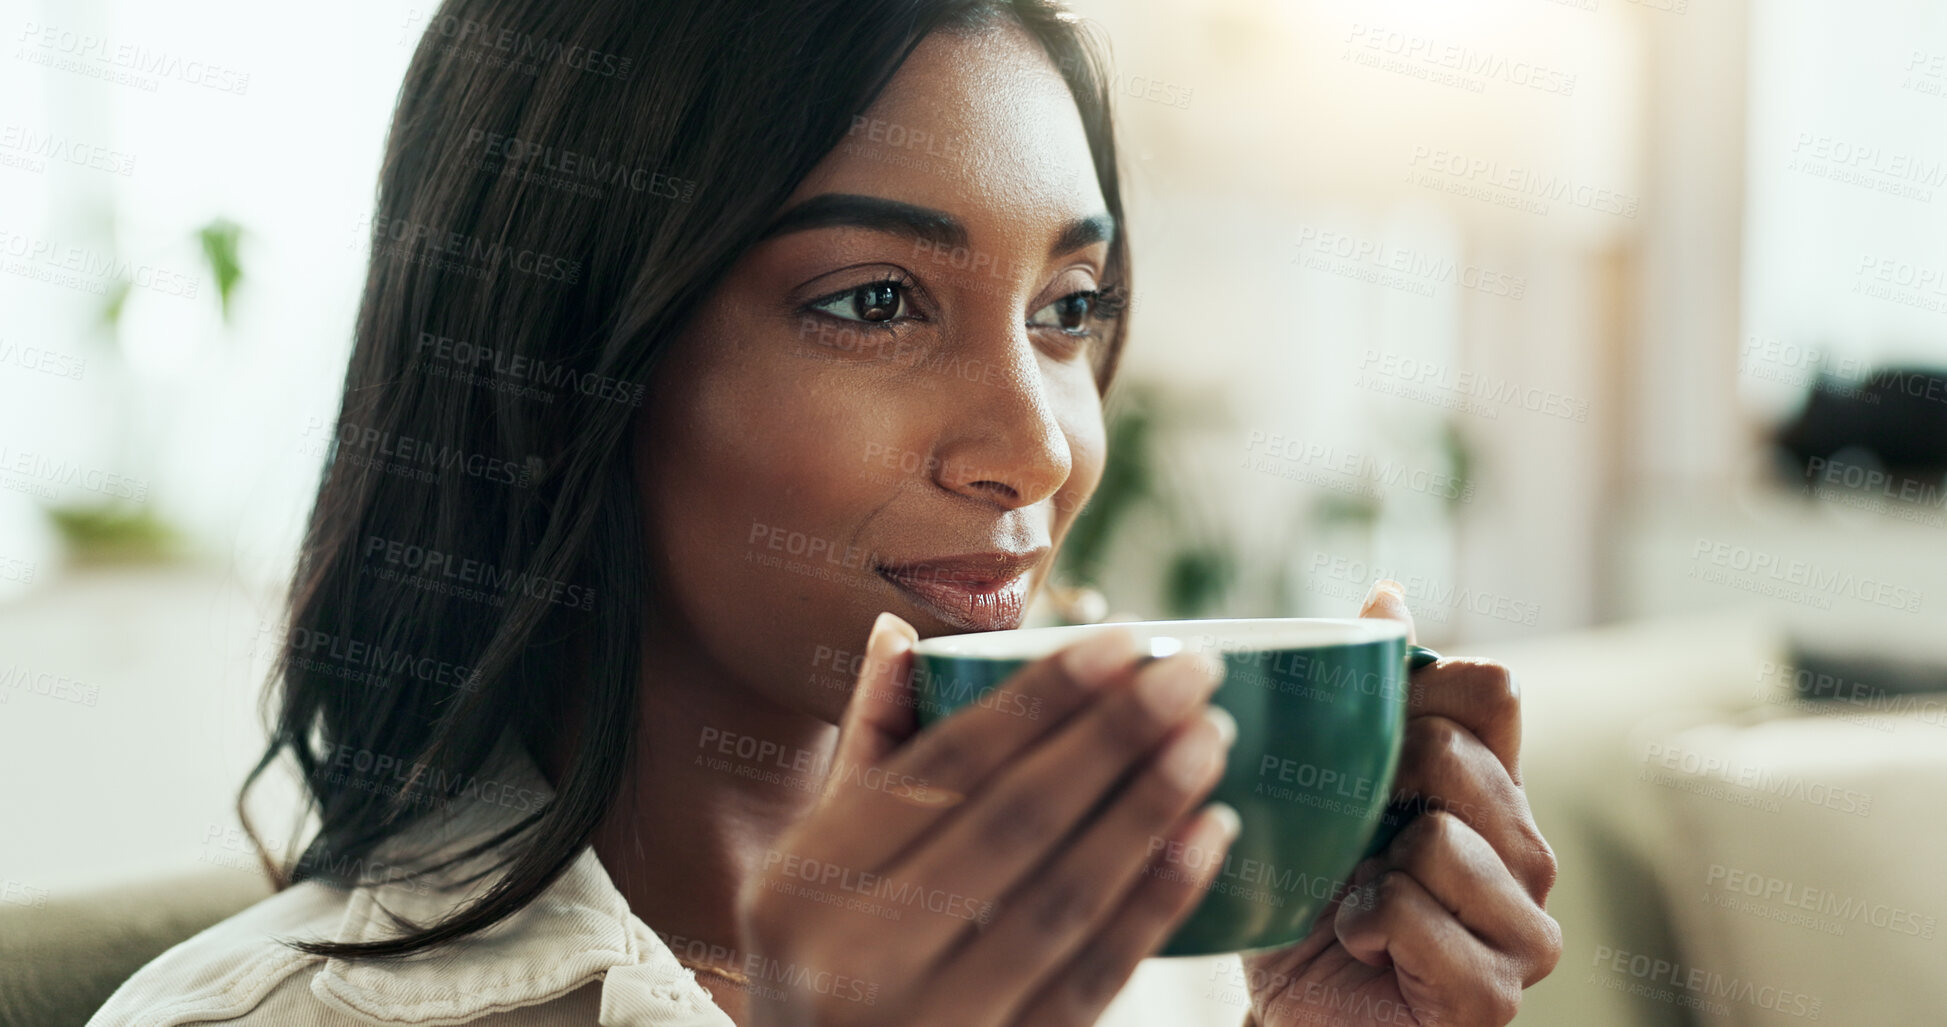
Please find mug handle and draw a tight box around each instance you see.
[1356,644,1442,862]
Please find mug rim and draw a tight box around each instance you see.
[910,616,1409,660]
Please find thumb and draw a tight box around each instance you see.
[1358,578,1416,645]
[817,611,919,810]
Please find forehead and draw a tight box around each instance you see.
[787,20,1108,232]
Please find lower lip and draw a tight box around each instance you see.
[877,568,1030,633]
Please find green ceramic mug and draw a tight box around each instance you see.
[909,617,1440,957]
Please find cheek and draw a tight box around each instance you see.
[641,351,916,715]
[1051,376,1108,536]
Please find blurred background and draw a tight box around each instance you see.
[4,0,1945,1023]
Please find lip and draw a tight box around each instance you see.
[875,550,1047,633]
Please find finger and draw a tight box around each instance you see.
[1335,868,1524,1026]
[1008,802,1241,1027]
[1357,810,1561,982]
[1389,715,1558,903]
[815,611,921,813]
[932,706,1236,1015]
[801,626,1150,874]
[1406,657,1524,786]
[881,649,1227,954]
[1358,578,1416,644]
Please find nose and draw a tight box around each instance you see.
[929,329,1074,511]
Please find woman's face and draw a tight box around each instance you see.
[635,20,1115,724]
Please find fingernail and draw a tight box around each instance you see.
[870,611,913,659]
[1206,801,1242,842]
[1161,722,1221,790]
[1136,652,1224,720]
[1060,626,1140,687]
[1361,578,1403,609]
[1202,705,1238,749]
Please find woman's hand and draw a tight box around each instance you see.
[1239,581,1562,1027]
[736,612,1242,1026]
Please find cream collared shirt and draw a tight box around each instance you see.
[88,741,1246,1026]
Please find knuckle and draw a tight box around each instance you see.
[1405,715,1469,774]
[1484,979,1524,1025]
[1138,754,1203,812]
[983,789,1060,855]
[1371,868,1413,914]
[1065,942,1126,1010]
[1097,686,1168,755]
[1458,657,1520,716]
[1030,875,1103,934]
[1533,911,1565,978]
[905,726,979,785]
[1398,807,1462,866]
[1522,826,1561,900]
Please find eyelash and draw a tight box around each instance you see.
[803,276,1128,346]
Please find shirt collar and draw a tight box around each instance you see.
[304,736,735,1026]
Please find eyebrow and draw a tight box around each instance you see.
[761,193,1116,258]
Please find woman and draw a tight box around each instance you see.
[91,1,1560,1024]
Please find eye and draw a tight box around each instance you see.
[1030,290,1111,335]
[808,280,914,324]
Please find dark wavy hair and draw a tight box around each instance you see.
[240,0,1134,959]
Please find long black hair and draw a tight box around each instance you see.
[241,0,1134,959]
